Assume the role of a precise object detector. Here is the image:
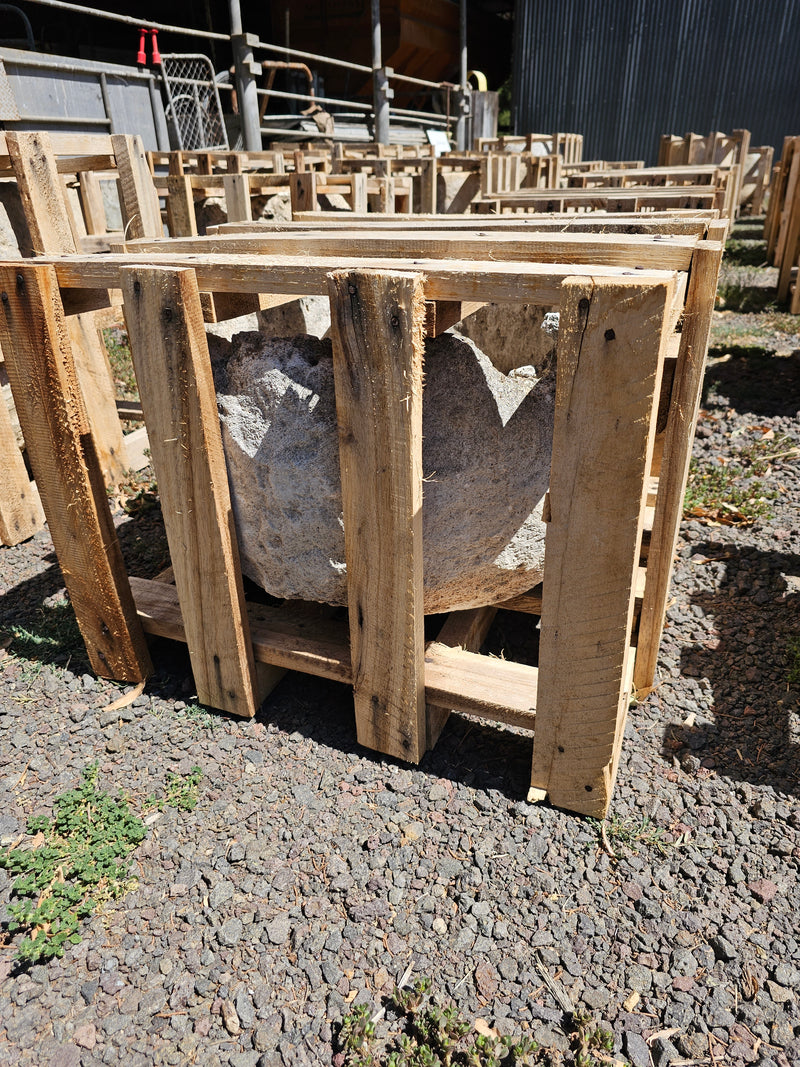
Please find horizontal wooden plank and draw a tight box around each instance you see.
[497,585,543,614]
[32,253,685,307]
[488,184,721,201]
[424,643,538,729]
[56,154,116,174]
[213,214,718,236]
[130,577,538,725]
[123,229,699,271]
[287,209,720,228]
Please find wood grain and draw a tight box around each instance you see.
[634,241,725,691]
[328,269,427,763]
[120,265,260,717]
[531,275,673,818]
[0,264,151,680]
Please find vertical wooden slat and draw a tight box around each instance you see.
[78,171,108,235]
[0,371,44,545]
[327,269,427,763]
[0,264,151,681]
[531,276,673,818]
[7,130,127,486]
[120,265,260,718]
[6,131,75,255]
[166,175,197,237]
[350,172,368,214]
[223,173,253,223]
[290,172,318,215]
[634,242,725,692]
[111,134,163,239]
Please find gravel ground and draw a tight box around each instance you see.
[0,296,799,1066]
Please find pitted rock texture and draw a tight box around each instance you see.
[213,330,555,612]
[195,191,291,234]
[452,303,559,376]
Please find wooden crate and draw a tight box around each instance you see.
[0,227,722,817]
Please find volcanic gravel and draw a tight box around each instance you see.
[0,311,798,1067]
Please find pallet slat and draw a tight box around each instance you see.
[531,275,673,817]
[328,269,427,763]
[120,265,261,717]
[0,263,151,681]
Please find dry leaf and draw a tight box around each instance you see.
[474,1019,500,1039]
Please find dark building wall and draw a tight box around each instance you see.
[512,0,800,162]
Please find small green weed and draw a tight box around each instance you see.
[337,977,623,1066]
[6,598,88,672]
[144,767,203,813]
[103,325,138,401]
[723,238,769,267]
[0,763,145,963]
[109,470,160,517]
[598,814,666,856]
[786,635,800,688]
[684,456,776,525]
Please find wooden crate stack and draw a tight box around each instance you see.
[0,211,724,817]
[658,129,773,216]
[764,135,800,311]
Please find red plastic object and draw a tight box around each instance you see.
[136,28,147,65]
[150,29,161,66]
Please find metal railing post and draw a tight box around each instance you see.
[231,32,262,150]
[455,0,470,149]
[371,0,391,144]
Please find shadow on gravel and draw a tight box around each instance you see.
[703,348,800,416]
[5,516,533,801]
[664,541,800,796]
[258,671,533,802]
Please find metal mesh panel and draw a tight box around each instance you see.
[160,54,229,151]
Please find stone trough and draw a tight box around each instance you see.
[211,301,558,613]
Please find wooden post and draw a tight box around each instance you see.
[111,134,163,239]
[327,269,427,762]
[531,276,674,818]
[0,264,152,681]
[120,265,263,717]
[635,242,725,692]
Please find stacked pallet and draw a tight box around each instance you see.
[0,197,725,816]
[658,129,773,215]
[764,135,800,311]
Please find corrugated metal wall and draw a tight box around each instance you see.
[512,0,800,162]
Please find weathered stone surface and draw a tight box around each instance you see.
[195,191,291,235]
[453,304,558,375]
[213,328,555,612]
[205,295,330,346]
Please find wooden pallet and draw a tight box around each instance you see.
[0,130,158,545]
[764,136,800,310]
[0,227,722,817]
